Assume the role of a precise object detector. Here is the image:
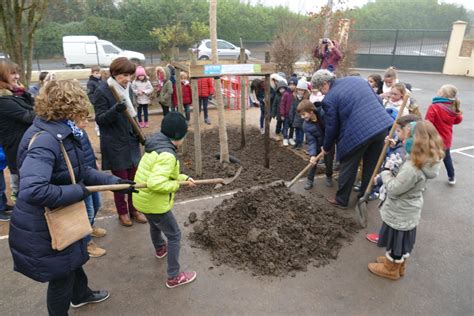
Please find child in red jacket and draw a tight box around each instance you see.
[425,84,463,185]
[171,72,192,122]
[197,77,214,124]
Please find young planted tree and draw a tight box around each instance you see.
[209,0,230,163]
[0,0,48,85]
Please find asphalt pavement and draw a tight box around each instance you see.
[0,71,472,315]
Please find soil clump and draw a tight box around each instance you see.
[190,183,358,276]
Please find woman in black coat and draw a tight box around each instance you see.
[9,80,134,315]
[0,60,36,203]
[92,57,146,227]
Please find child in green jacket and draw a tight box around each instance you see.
[133,112,197,288]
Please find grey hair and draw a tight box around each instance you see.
[311,69,336,89]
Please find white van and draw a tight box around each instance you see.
[63,36,146,69]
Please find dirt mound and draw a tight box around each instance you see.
[177,126,313,200]
[190,183,358,276]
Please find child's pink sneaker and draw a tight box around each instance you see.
[144,122,149,128]
[155,244,168,259]
[166,271,197,289]
[138,122,145,128]
[366,233,379,244]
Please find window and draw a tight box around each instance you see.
[205,41,211,49]
[217,41,234,49]
[102,45,120,54]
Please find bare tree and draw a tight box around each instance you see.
[0,0,48,86]
[209,0,230,163]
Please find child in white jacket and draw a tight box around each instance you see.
[132,66,153,128]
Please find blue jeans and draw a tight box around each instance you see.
[0,170,7,212]
[282,117,290,139]
[84,192,102,243]
[199,97,209,120]
[144,211,181,278]
[294,128,304,146]
[443,148,455,179]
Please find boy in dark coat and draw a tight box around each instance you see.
[271,81,287,140]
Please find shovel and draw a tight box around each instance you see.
[85,167,243,192]
[286,152,324,188]
[355,94,409,228]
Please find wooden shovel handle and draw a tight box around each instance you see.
[362,93,410,198]
[86,183,147,192]
[108,84,146,145]
[287,151,325,188]
[179,178,225,185]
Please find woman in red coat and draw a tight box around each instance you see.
[197,77,214,124]
[425,84,463,185]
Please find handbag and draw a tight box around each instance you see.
[29,132,92,251]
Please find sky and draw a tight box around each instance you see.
[245,0,474,14]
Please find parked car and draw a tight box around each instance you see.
[0,51,10,60]
[63,36,146,69]
[194,39,251,61]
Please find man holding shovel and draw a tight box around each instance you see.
[311,70,393,209]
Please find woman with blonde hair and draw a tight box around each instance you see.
[9,80,131,315]
[368,120,444,280]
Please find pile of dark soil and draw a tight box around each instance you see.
[190,183,358,276]
[177,126,310,200]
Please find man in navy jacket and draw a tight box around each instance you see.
[311,70,393,208]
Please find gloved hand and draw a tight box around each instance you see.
[114,179,138,194]
[115,100,127,113]
[78,181,91,199]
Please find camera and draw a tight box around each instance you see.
[322,38,330,44]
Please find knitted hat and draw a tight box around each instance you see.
[296,81,309,91]
[161,112,188,140]
[135,66,146,78]
[288,77,298,86]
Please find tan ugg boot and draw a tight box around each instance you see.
[87,241,107,258]
[91,226,107,238]
[368,254,402,280]
[376,255,407,276]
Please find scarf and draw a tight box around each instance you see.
[64,120,84,138]
[107,77,137,117]
[432,96,452,104]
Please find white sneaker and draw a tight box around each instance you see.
[283,139,289,146]
[289,139,296,146]
[448,177,456,185]
[260,128,265,135]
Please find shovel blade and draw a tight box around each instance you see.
[355,199,368,228]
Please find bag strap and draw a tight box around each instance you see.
[28,131,76,185]
[59,141,76,185]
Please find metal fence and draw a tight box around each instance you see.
[351,29,451,71]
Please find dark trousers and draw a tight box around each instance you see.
[161,104,169,116]
[199,97,209,119]
[144,211,181,278]
[137,104,149,122]
[275,119,283,134]
[184,104,191,121]
[443,148,455,179]
[47,267,92,316]
[0,169,7,212]
[294,128,304,146]
[308,146,335,181]
[111,167,137,216]
[336,131,386,206]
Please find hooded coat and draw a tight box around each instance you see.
[313,40,343,70]
[132,132,189,214]
[379,159,440,231]
[156,67,174,108]
[92,82,141,171]
[9,117,118,282]
[271,81,287,118]
[425,102,463,149]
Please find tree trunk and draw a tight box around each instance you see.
[323,0,333,38]
[0,0,47,86]
[209,0,230,163]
